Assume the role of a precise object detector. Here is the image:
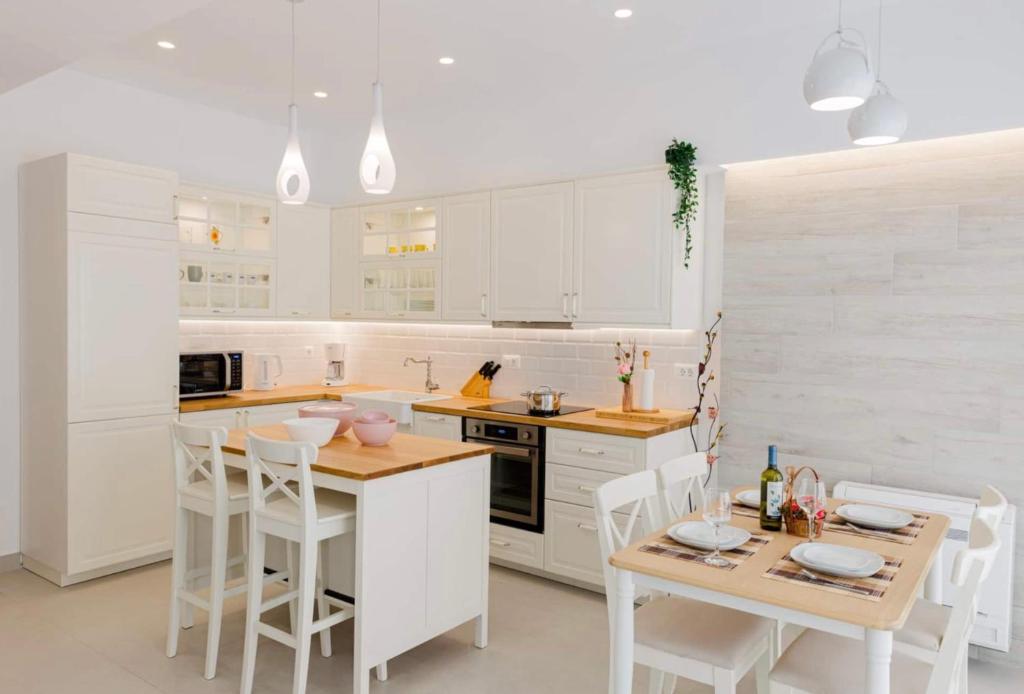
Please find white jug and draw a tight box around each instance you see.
[252,353,283,391]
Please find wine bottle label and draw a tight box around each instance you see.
[766,481,783,518]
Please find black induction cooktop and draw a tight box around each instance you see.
[468,402,594,418]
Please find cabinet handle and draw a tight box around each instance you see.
[172,384,179,409]
[490,539,512,548]
[290,310,310,316]
[577,485,596,493]
[480,293,488,317]
[577,523,598,532]
[425,415,446,422]
[172,194,179,221]
[571,292,579,318]
[242,410,250,429]
[562,293,569,318]
[578,447,606,456]
[211,308,237,314]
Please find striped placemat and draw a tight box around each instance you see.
[639,532,772,572]
[823,511,929,545]
[731,505,760,519]
[763,552,903,601]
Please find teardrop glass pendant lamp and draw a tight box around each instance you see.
[276,0,310,205]
[359,0,396,194]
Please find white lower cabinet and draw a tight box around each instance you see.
[489,523,544,569]
[543,500,639,587]
[179,401,316,429]
[66,414,177,576]
[412,412,462,440]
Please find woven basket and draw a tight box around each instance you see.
[782,465,824,538]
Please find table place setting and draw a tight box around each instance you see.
[823,504,929,545]
[763,545,903,601]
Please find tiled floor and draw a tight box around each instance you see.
[0,562,1019,693]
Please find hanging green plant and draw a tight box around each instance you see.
[665,139,699,268]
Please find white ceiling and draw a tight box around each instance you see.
[47,1,1024,201]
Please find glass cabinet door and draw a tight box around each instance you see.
[358,262,439,319]
[177,187,275,256]
[179,254,275,316]
[359,202,438,259]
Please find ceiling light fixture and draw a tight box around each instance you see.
[313,90,328,98]
[848,0,907,146]
[803,0,874,111]
[276,0,311,205]
[156,40,176,50]
[614,9,633,19]
[359,0,396,195]
[438,56,454,65]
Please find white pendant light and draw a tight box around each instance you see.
[276,0,310,205]
[359,0,396,195]
[803,0,875,112]
[848,0,908,146]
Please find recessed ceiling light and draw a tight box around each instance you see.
[156,40,176,50]
[438,56,455,65]
[313,91,328,98]
[614,9,633,19]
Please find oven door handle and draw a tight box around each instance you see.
[488,442,538,459]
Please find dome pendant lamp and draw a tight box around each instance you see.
[276,0,311,205]
[803,0,875,112]
[359,0,396,194]
[848,0,908,146]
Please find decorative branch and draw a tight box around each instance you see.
[665,139,699,268]
[688,311,724,489]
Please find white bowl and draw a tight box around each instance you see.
[283,417,337,447]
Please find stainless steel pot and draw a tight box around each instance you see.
[520,385,567,413]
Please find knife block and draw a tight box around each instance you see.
[460,371,492,398]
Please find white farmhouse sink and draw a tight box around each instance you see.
[342,391,450,425]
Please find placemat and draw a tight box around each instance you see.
[823,511,929,545]
[731,505,760,519]
[763,552,903,601]
[639,532,772,572]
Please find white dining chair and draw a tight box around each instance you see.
[768,520,1001,694]
[166,422,251,679]
[595,470,774,694]
[239,434,384,694]
[656,452,708,521]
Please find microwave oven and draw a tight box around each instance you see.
[179,352,244,399]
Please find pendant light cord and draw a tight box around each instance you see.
[290,0,296,104]
[876,0,884,80]
[837,0,844,31]
[376,0,382,83]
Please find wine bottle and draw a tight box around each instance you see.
[760,445,784,531]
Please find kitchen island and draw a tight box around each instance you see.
[222,425,494,694]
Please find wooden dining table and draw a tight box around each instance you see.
[608,488,950,694]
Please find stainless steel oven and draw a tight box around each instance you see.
[179,351,244,399]
[464,417,544,533]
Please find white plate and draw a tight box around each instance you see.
[668,521,752,552]
[734,489,760,508]
[790,542,885,578]
[834,504,914,530]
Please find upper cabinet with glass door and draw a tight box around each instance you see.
[176,184,276,256]
[359,200,440,260]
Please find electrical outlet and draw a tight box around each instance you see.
[503,354,522,369]
[674,363,698,379]
[304,345,314,356]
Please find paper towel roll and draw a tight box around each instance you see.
[636,368,655,411]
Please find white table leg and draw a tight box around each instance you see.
[612,569,635,694]
[924,543,943,604]
[864,629,893,694]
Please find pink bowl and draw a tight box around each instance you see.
[357,409,391,423]
[352,418,397,446]
[299,402,358,437]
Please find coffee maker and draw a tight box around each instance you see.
[322,343,347,386]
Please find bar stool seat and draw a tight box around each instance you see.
[179,472,250,504]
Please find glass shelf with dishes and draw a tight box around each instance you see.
[360,201,439,259]
[179,253,275,316]
[176,185,275,256]
[359,261,439,319]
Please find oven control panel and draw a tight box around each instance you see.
[464,418,541,446]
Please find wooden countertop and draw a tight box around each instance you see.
[179,384,389,413]
[412,396,695,439]
[223,424,494,481]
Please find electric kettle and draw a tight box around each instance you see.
[252,353,283,391]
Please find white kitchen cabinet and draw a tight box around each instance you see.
[573,171,674,325]
[331,207,360,319]
[66,414,177,576]
[179,252,275,317]
[176,185,276,256]
[360,261,440,319]
[412,412,462,440]
[490,182,574,322]
[359,199,440,260]
[276,203,331,318]
[67,226,179,423]
[489,523,545,569]
[67,153,178,223]
[544,500,640,587]
[180,401,314,429]
[442,192,491,321]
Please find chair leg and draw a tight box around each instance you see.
[286,540,298,636]
[648,668,665,694]
[375,661,388,681]
[240,528,267,694]
[203,510,229,680]
[712,667,737,694]
[292,539,318,694]
[754,643,771,694]
[165,505,189,658]
[316,539,332,658]
[663,675,677,694]
[182,510,194,629]
[960,649,969,694]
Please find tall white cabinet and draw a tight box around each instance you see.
[20,153,180,586]
[276,203,331,318]
[442,192,491,321]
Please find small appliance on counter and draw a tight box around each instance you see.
[179,351,244,399]
[252,353,283,391]
[322,342,347,386]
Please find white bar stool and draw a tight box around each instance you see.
[240,434,375,694]
[166,422,251,680]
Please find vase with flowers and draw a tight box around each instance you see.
[613,339,637,412]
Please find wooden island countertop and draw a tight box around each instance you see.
[223,424,494,481]
[178,384,389,413]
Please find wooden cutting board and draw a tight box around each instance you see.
[594,406,696,425]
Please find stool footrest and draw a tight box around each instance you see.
[256,622,297,649]
[311,605,354,634]
[260,589,299,614]
[177,590,210,612]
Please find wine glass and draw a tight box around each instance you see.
[702,490,733,567]
[796,477,827,543]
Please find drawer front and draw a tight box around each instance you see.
[547,428,645,474]
[489,523,544,569]
[412,412,463,441]
[543,500,639,587]
[545,463,620,508]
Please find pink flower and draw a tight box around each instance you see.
[617,363,631,376]
[707,406,719,420]
[706,453,718,467]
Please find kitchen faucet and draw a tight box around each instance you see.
[404,356,440,393]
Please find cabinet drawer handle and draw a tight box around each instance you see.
[578,447,605,456]
[480,293,488,317]
[490,539,512,548]
[424,415,446,422]
[562,293,569,318]
[571,292,578,318]
[577,523,598,532]
[577,485,596,493]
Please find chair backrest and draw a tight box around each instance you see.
[170,421,229,498]
[974,484,1007,534]
[656,452,708,522]
[245,434,319,528]
[926,521,1001,694]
